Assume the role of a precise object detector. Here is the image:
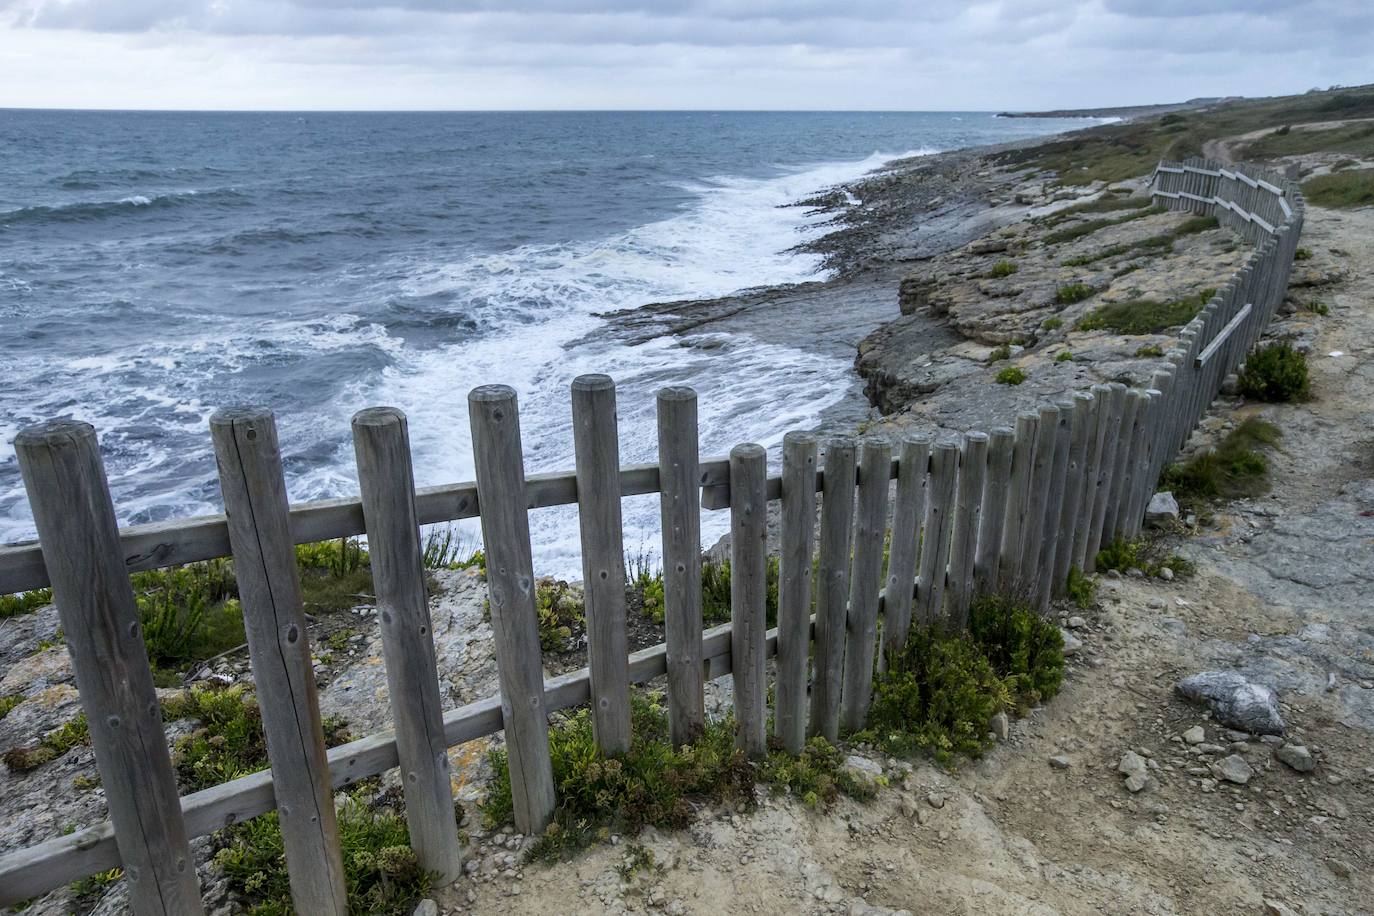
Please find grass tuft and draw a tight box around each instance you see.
[1076,288,1213,334]
[1065,566,1096,609]
[988,260,1019,278]
[995,366,1026,386]
[1237,342,1310,402]
[1302,168,1374,209]
[1163,417,1282,504]
[1055,282,1094,305]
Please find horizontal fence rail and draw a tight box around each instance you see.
[0,158,1305,911]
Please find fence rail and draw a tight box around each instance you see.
[0,157,1304,911]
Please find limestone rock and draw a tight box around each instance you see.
[1146,491,1180,526]
[413,900,439,916]
[1213,754,1254,785]
[1182,725,1205,745]
[1060,631,1083,657]
[1175,671,1284,735]
[1118,751,1147,777]
[842,755,884,791]
[1276,744,1315,773]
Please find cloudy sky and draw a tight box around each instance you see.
[1,0,1369,111]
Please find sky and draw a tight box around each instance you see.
[0,0,1370,111]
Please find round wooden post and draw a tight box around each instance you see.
[1019,405,1059,590]
[729,443,768,757]
[840,439,892,733]
[973,427,1013,597]
[656,387,705,748]
[998,412,1038,594]
[209,408,347,915]
[1072,386,1110,573]
[1034,401,1074,611]
[775,431,818,754]
[1051,392,1095,591]
[809,437,855,742]
[571,375,631,756]
[1084,383,1127,568]
[15,421,205,916]
[882,434,931,661]
[466,386,556,834]
[916,440,959,625]
[351,407,462,883]
[947,431,989,628]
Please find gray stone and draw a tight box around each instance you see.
[1276,744,1315,773]
[1066,616,1087,629]
[1158,567,1175,581]
[1060,631,1083,657]
[1048,755,1072,769]
[1175,671,1284,735]
[1213,754,1254,785]
[1124,772,1150,793]
[1182,725,1205,745]
[412,900,439,916]
[1118,751,1148,777]
[990,710,1010,742]
[1146,491,1180,526]
[842,755,884,791]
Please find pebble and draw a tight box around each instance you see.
[1159,567,1175,581]
[1048,755,1072,770]
[412,900,439,916]
[1061,631,1083,657]
[1276,744,1315,773]
[1067,616,1087,629]
[1214,754,1255,785]
[1182,725,1205,745]
[926,792,946,809]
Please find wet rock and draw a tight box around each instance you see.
[1175,671,1284,735]
[1146,491,1180,526]
[1276,744,1315,773]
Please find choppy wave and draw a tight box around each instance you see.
[0,188,243,227]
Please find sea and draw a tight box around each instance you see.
[0,109,1094,574]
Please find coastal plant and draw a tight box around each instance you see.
[1076,288,1214,334]
[1094,539,1196,579]
[2,714,90,772]
[1135,344,1165,358]
[0,588,52,619]
[1054,283,1094,305]
[987,343,1012,363]
[988,260,1018,278]
[535,580,586,651]
[0,694,21,722]
[214,789,432,916]
[133,559,244,671]
[1237,342,1310,402]
[1294,247,1313,261]
[1043,206,1163,245]
[1064,567,1096,609]
[1055,351,1074,363]
[1302,168,1374,209]
[1304,300,1330,316]
[295,538,376,614]
[697,556,781,626]
[995,366,1026,386]
[1041,195,1152,227]
[1163,417,1281,505]
[421,526,485,573]
[967,596,1065,713]
[1042,316,1064,331]
[758,736,874,807]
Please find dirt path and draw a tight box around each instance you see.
[433,204,1373,916]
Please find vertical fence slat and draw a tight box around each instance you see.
[809,437,856,741]
[15,422,206,916]
[467,386,556,834]
[775,431,818,754]
[210,408,347,915]
[1084,383,1127,569]
[1102,388,1142,540]
[947,431,988,628]
[998,412,1039,593]
[656,387,705,748]
[571,375,632,756]
[882,434,931,660]
[351,408,462,883]
[973,427,1014,596]
[1034,401,1073,611]
[1051,391,1094,593]
[840,439,892,733]
[1019,404,1059,596]
[916,440,959,625]
[729,443,768,757]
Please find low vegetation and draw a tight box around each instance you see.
[988,259,1018,278]
[995,366,1026,386]
[1042,316,1064,331]
[986,343,1012,362]
[1061,214,1218,266]
[1054,282,1094,305]
[1055,350,1074,363]
[1302,168,1374,209]
[0,588,52,619]
[1040,194,1153,226]
[1043,205,1163,245]
[1,714,90,772]
[1135,344,1165,358]
[1237,342,1310,402]
[1076,288,1214,334]
[1162,417,1282,504]
[1064,566,1096,609]
[1094,539,1195,579]
[1242,121,1374,161]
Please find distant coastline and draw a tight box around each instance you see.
[996,97,1236,121]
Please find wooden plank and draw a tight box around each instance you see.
[775,431,818,754]
[351,407,462,883]
[0,614,796,907]
[210,408,348,915]
[1196,303,1252,368]
[571,375,632,756]
[1051,392,1095,591]
[729,443,769,757]
[881,434,931,660]
[946,431,988,628]
[1018,404,1060,596]
[998,412,1039,594]
[973,427,1013,596]
[14,421,205,916]
[1034,401,1073,612]
[840,440,892,733]
[1071,386,1111,571]
[1102,389,1142,540]
[656,387,705,748]
[809,437,856,742]
[466,386,556,834]
[916,440,959,625]
[1083,384,1127,569]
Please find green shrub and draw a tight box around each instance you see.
[2,714,90,772]
[0,694,21,721]
[132,560,245,670]
[1077,288,1213,334]
[1294,247,1313,261]
[987,343,1012,363]
[483,695,754,861]
[995,366,1026,386]
[1302,168,1374,209]
[1065,566,1096,609]
[967,596,1064,712]
[1163,418,1280,504]
[0,589,52,619]
[1043,316,1064,331]
[1095,538,1196,579]
[1055,283,1094,305]
[421,527,484,572]
[295,538,376,614]
[1305,300,1330,316]
[988,260,1018,278]
[214,789,432,916]
[1055,350,1074,363]
[1237,342,1310,402]
[863,626,1009,765]
[535,580,586,651]
[698,557,780,626]
[759,735,874,807]
[1135,344,1165,358]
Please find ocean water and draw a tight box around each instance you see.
[0,109,1089,573]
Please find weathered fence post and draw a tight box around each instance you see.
[730,443,768,757]
[775,431,818,754]
[351,407,463,883]
[571,375,631,756]
[1034,401,1073,611]
[1084,383,1127,568]
[840,439,892,733]
[998,412,1038,593]
[809,437,856,741]
[1052,392,1095,592]
[466,386,556,834]
[947,431,989,627]
[1019,404,1060,594]
[15,421,206,916]
[656,387,705,748]
[916,440,960,625]
[973,427,1014,596]
[1102,388,1142,539]
[210,408,348,915]
[882,434,931,660]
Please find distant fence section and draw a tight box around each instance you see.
[0,159,1305,912]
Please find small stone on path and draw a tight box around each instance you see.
[1214,754,1254,785]
[1276,744,1315,773]
[1182,725,1205,745]
[1048,755,1072,770]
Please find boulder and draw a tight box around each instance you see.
[1175,671,1284,736]
[1146,491,1180,527]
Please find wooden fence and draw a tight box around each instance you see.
[0,159,1304,912]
